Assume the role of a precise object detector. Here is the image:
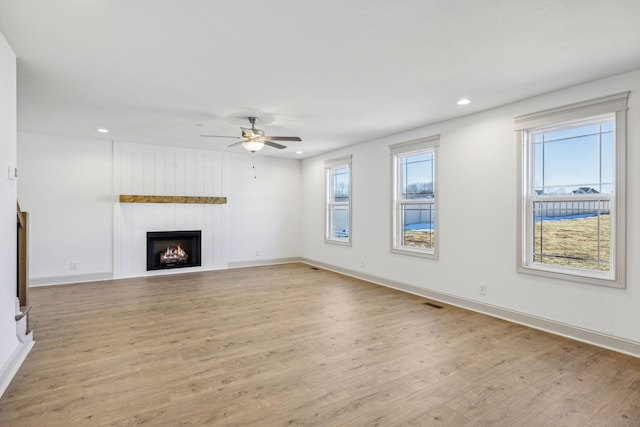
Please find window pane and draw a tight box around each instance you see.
[534,142,543,191]
[600,132,614,194]
[402,152,433,200]
[326,160,351,243]
[541,134,600,192]
[401,203,435,249]
[533,200,610,271]
[541,123,602,142]
[332,167,350,202]
[533,119,613,195]
[331,205,349,239]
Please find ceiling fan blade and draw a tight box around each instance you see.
[264,141,287,150]
[263,136,302,142]
[200,135,240,139]
[227,140,244,148]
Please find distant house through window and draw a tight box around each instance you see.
[515,92,628,288]
[390,135,439,258]
[325,155,352,245]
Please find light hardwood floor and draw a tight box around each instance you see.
[1,263,639,426]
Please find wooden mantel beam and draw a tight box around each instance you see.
[119,195,227,204]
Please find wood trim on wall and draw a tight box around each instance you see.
[119,195,227,204]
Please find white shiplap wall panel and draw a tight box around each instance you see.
[175,150,186,196]
[114,141,227,278]
[143,147,156,194]
[164,151,176,196]
[193,154,205,196]
[204,154,214,195]
[184,150,196,196]
[118,203,134,275]
[154,150,165,195]
[132,145,144,193]
[119,143,134,195]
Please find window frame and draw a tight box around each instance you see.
[390,135,440,259]
[324,155,352,246]
[515,92,628,288]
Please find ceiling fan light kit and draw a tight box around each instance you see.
[201,116,301,153]
[242,140,265,153]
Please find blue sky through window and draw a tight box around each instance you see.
[532,118,614,194]
[402,152,434,198]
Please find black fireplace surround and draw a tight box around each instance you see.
[146,230,202,271]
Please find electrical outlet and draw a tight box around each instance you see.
[479,282,487,296]
[255,249,261,257]
[70,261,79,271]
[360,260,365,268]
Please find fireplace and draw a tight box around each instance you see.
[147,230,202,271]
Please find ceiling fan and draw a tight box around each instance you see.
[200,117,302,153]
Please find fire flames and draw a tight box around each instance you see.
[160,244,188,264]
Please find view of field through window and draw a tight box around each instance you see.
[401,152,434,249]
[530,117,613,271]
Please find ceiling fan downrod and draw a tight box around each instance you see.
[248,116,257,130]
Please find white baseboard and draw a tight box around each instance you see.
[29,272,114,287]
[0,338,34,398]
[28,259,304,287]
[300,258,640,358]
[227,257,302,269]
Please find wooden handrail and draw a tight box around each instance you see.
[17,201,29,308]
[15,305,31,321]
[17,201,25,228]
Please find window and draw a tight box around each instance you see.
[390,135,439,258]
[515,92,628,288]
[325,156,351,245]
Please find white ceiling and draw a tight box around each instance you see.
[1,0,639,159]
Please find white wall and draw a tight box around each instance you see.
[18,133,113,284]
[0,29,19,379]
[18,137,302,282]
[302,69,640,347]
[227,153,301,264]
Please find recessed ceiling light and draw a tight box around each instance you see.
[296,151,303,155]
[456,98,471,106]
[96,128,109,133]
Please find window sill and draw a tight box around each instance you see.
[517,265,623,289]
[391,247,438,260]
[325,239,352,247]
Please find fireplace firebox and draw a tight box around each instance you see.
[147,230,202,271]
